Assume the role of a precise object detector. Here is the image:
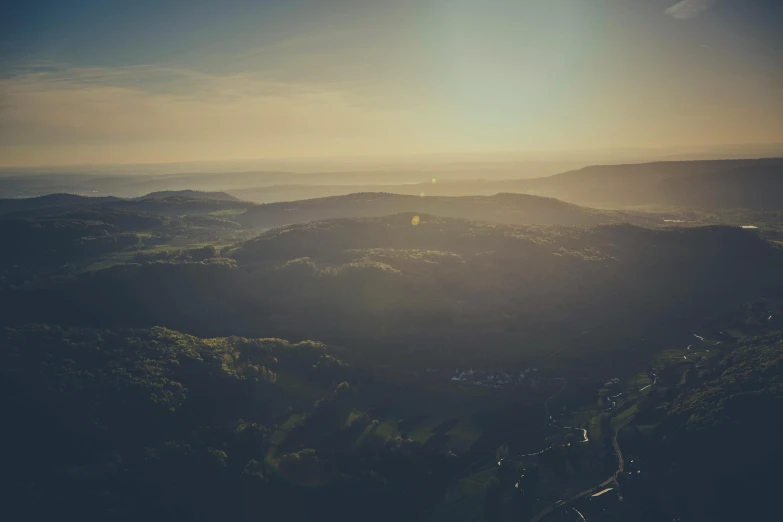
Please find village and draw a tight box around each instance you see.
[448,367,545,389]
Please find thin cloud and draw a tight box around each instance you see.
[0,62,425,164]
[665,0,718,20]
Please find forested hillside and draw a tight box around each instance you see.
[236,192,651,229]
[613,332,783,521]
[0,326,385,521]
[4,215,780,372]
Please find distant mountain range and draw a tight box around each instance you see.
[521,158,783,209]
[0,190,250,217]
[228,158,783,209]
[2,159,782,220]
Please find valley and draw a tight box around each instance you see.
[2,159,782,522]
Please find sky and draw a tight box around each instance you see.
[1,0,781,167]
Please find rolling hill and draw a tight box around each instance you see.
[236,192,652,229]
[7,214,780,371]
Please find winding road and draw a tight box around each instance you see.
[527,414,635,522]
[639,372,657,392]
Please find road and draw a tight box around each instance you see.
[639,372,657,392]
[527,414,635,522]
[611,415,633,476]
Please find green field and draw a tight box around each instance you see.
[726,329,746,340]
[375,420,401,439]
[405,416,444,444]
[611,403,638,430]
[588,414,603,441]
[344,409,366,428]
[437,467,498,520]
[444,420,484,453]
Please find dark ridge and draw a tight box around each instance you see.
[236,191,649,229]
[139,190,241,201]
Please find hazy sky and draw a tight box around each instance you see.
[1,0,781,167]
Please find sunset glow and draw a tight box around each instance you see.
[2,0,781,166]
